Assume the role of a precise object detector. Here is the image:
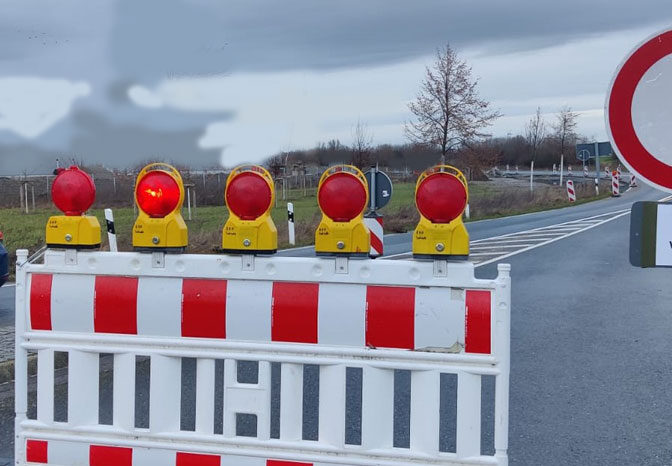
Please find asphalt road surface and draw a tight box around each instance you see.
[1,184,671,465]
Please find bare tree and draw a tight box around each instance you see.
[265,153,286,179]
[525,107,546,162]
[405,44,500,160]
[350,119,373,169]
[552,105,579,161]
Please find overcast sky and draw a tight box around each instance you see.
[1,0,671,174]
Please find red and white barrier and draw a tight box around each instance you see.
[363,214,384,257]
[583,166,588,177]
[566,180,576,202]
[567,165,572,176]
[630,174,637,188]
[611,173,620,196]
[15,248,512,466]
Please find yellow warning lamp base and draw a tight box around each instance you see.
[133,213,188,252]
[412,216,469,259]
[222,215,277,254]
[315,216,370,256]
[46,215,101,249]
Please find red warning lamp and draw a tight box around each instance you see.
[415,172,468,223]
[51,166,96,216]
[226,171,273,220]
[222,165,277,253]
[46,166,101,248]
[132,163,188,250]
[135,170,181,218]
[318,172,368,222]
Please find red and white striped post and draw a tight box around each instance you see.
[363,213,384,257]
[567,165,572,177]
[611,171,620,197]
[630,174,638,188]
[566,180,576,202]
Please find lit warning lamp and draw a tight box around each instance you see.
[315,165,370,255]
[412,165,469,259]
[222,165,277,253]
[46,166,101,248]
[132,163,188,251]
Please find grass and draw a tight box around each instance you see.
[0,180,611,278]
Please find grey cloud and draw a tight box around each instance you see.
[0,110,224,175]
[109,0,672,80]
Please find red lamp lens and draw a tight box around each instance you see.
[416,173,467,223]
[318,172,367,222]
[51,167,96,216]
[226,172,272,220]
[136,171,181,218]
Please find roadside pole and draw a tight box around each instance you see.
[104,208,118,252]
[530,161,534,192]
[559,153,564,187]
[594,142,600,180]
[287,202,295,246]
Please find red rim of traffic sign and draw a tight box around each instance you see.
[606,28,672,192]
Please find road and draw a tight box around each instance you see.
[1,184,671,465]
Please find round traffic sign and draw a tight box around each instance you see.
[364,169,393,210]
[606,28,672,192]
[577,149,591,162]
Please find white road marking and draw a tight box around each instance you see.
[473,210,631,267]
[385,207,637,264]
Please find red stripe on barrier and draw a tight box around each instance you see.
[365,286,415,349]
[26,439,48,463]
[177,451,221,466]
[268,461,313,466]
[30,274,52,331]
[465,290,491,354]
[181,279,227,338]
[89,445,132,466]
[370,233,384,255]
[272,282,319,343]
[94,276,138,334]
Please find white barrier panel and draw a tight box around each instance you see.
[15,249,511,466]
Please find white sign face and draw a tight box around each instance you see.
[606,28,672,193]
[655,204,672,266]
[631,55,672,168]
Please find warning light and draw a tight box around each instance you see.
[412,165,469,259]
[315,165,370,256]
[222,165,277,254]
[136,171,181,218]
[132,163,188,251]
[46,166,101,249]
